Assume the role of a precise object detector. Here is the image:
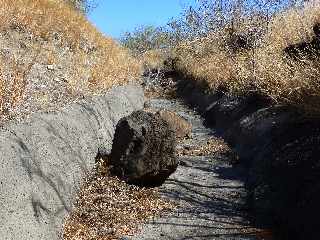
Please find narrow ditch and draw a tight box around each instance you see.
[126,98,272,240]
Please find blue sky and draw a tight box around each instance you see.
[88,0,196,39]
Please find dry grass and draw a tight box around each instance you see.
[174,20,263,93]
[174,1,320,114]
[64,162,174,240]
[140,49,166,71]
[254,2,320,112]
[1,0,141,82]
[177,137,232,157]
[174,37,236,91]
[0,0,142,121]
[156,109,192,139]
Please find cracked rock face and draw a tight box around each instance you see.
[110,110,178,187]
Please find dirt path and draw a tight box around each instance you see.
[125,98,270,240]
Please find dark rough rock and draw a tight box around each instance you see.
[224,105,299,165]
[110,110,178,187]
[0,84,144,240]
[175,77,320,240]
[176,80,222,113]
[246,119,320,240]
[204,94,270,135]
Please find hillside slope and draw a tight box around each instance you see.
[174,1,320,115]
[0,0,141,122]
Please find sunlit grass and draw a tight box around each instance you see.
[0,0,142,119]
[174,1,320,114]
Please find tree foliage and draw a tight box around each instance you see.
[120,26,177,54]
[168,0,307,38]
[120,0,309,54]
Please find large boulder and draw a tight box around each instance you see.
[110,110,178,187]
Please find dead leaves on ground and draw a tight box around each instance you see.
[177,137,232,157]
[64,171,175,240]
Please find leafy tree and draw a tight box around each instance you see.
[120,25,176,54]
[120,0,308,54]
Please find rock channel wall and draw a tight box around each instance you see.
[177,79,320,240]
[0,84,144,240]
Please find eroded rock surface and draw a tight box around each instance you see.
[0,84,144,240]
[177,78,320,240]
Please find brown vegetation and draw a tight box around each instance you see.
[177,137,232,157]
[64,161,174,240]
[174,1,320,114]
[156,109,192,139]
[141,49,167,73]
[0,0,141,121]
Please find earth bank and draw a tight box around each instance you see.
[0,84,144,240]
[175,77,320,240]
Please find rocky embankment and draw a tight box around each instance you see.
[176,78,320,240]
[0,84,144,240]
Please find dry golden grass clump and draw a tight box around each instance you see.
[177,137,232,157]
[174,25,259,94]
[156,109,192,139]
[174,37,236,91]
[174,1,320,114]
[140,49,167,72]
[0,0,142,121]
[64,168,174,240]
[254,2,320,112]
